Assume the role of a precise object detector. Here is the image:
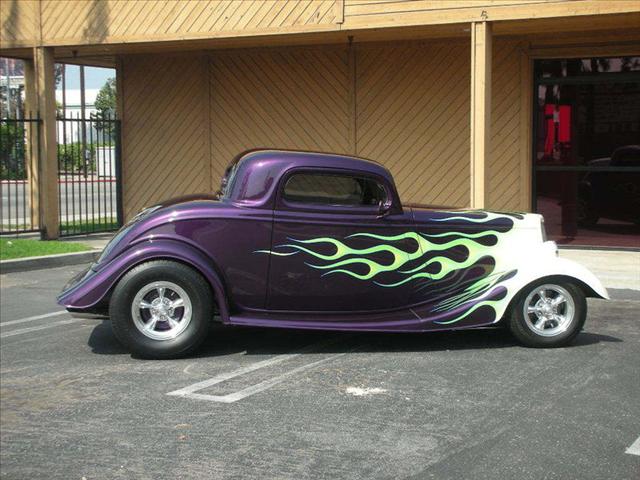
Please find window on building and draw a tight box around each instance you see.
[533,56,640,248]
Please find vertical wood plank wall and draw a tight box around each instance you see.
[121,39,527,217]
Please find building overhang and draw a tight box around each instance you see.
[1,1,639,67]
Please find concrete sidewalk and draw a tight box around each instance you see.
[559,249,640,291]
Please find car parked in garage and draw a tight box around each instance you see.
[578,145,640,227]
[58,150,608,358]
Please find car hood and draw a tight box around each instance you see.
[155,193,221,208]
[586,157,611,167]
[409,204,543,230]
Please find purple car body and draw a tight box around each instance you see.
[58,150,607,341]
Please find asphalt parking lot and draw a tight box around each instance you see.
[1,265,639,480]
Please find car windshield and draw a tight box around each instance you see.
[217,161,240,199]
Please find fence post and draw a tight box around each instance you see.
[23,58,39,230]
[34,47,59,239]
[115,119,124,227]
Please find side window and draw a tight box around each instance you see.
[283,173,386,207]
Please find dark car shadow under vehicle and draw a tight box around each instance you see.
[87,320,621,359]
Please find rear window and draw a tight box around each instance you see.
[283,173,385,207]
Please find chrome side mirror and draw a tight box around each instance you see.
[377,198,393,219]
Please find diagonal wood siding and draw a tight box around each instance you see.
[4,1,640,50]
[0,0,38,47]
[209,47,351,183]
[357,41,471,207]
[489,39,525,211]
[121,55,209,219]
[122,39,527,217]
[39,0,341,46]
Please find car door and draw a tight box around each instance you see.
[264,168,416,313]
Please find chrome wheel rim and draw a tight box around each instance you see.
[523,284,575,337]
[131,281,192,341]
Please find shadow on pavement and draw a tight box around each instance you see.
[87,320,622,359]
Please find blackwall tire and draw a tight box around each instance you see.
[109,260,213,359]
[509,279,586,348]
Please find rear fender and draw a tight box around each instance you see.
[57,239,230,322]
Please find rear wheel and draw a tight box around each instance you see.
[509,280,586,348]
[110,260,213,359]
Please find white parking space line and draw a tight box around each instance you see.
[0,310,68,326]
[626,436,640,456]
[0,318,85,338]
[181,353,346,403]
[168,352,304,397]
[168,336,352,403]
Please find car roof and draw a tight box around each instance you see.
[237,149,392,178]
[224,149,397,207]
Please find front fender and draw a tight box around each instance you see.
[493,243,609,322]
[57,239,230,322]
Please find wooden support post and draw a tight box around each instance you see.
[34,47,59,239]
[470,21,492,209]
[23,58,39,230]
[347,36,357,156]
[519,43,532,212]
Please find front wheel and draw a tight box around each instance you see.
[509,280,586,348]
[109,260,213,359]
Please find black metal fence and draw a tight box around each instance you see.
[0,113,123,237]
[0,115,40,235]
[57,113,123,236]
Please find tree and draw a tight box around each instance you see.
[94,77,116,115]
[92,77,116,142]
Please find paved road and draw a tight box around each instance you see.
[1,265,639,479]
[0,181,117,226]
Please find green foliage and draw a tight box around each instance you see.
[95,78,116,112]
[60,216,119,235]
[92,77,117,133]
[0,122,26,180]
[57,142,97,173]
[0,238,91,260]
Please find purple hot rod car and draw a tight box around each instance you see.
[58,150,608,358]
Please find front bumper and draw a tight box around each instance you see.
[57,264,103,311]
[68,310,109,319]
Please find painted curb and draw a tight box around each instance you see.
[0,249,102,274]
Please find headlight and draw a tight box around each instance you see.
[96,205,161,264]
[130,205,162,224]
[60,265,93,294]
[96,223,134,264]
[540,218,548,242]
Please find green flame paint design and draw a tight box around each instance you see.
[256,230,503,286]
[255,212,521,325]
